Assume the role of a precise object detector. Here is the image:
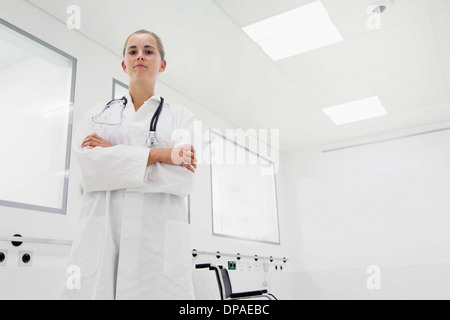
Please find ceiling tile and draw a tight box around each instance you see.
[390,101,450,128]
[276,41,355,87]
[363,52,444,92]
[445,78,450,99]
[430,0,450,13]
[344,15,437,71]
[379,79,448,113]
[388,0,432,20]
[431,8,450,50]
[436,47,450,86]
[300,74,376,108]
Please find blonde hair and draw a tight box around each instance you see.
[122,29,165,61]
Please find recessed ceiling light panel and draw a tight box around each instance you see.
[322,96,388,125]
[242,1,343,60]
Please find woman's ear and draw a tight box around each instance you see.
[159,60,167,73]
[121,60,127,73]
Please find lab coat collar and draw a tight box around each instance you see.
[124,90,161,105]
[123,91,161,119]
[148,95,161,103]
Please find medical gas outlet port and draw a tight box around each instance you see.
[0,251,7,266]
[19,251,33,267]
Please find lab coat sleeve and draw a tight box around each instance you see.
[143,105,196,197]
[73,106,151,192]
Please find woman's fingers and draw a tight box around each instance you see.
[182,163,195,173]
[183,147,197,167]
[172,145,197,172]
[81,134,112,148]
[182,153,196,165]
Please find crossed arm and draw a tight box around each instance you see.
[81,133,197,173]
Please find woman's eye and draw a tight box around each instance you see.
[128,50,153,55]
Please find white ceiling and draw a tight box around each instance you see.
[26,0,450,151]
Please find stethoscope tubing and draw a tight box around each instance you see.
[91,95,165,148]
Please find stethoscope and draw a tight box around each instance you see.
[91,95,164,148]
[146,97,164,148]
[92,96,128,126]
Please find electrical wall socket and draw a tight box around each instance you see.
[18,251,33,267]
[228,261,236,270]
[0,250,7,266]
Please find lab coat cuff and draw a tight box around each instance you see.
[145,149,154,182]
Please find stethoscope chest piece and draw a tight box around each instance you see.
[146,131,159,148]
[146,97,164,149]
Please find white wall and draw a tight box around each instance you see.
[0,0,292,300]
[279,122,450,299]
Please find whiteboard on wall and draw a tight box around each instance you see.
[209,130,280,244]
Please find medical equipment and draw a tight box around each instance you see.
[146,97,164,148]
[91,96,128,125]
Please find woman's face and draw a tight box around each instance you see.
[122,33,166,82]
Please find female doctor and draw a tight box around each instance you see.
[60,30,197,300]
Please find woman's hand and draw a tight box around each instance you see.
[81,134,113,149]
[148,145,197,173]
[171,145,197,173]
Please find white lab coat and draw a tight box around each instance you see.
[60,93,196,300]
